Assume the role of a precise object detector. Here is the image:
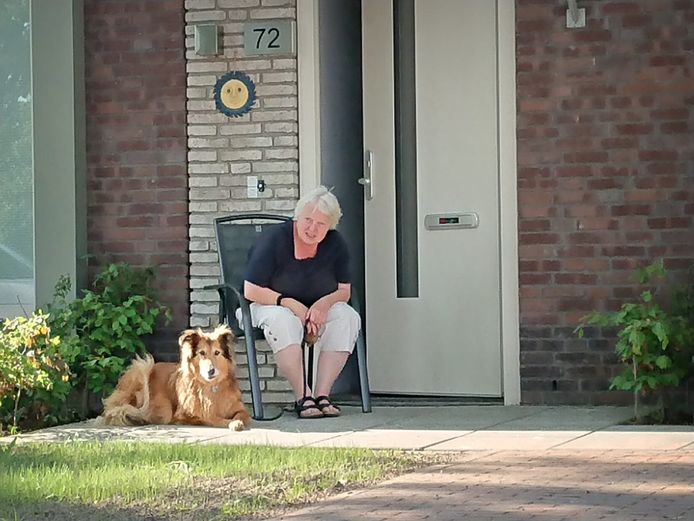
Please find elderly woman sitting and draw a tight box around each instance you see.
[242,186,361,418]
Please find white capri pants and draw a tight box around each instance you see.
[236,302,361,354]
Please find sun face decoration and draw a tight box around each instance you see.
[214,71,256,118]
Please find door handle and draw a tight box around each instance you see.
[358,150,374,200]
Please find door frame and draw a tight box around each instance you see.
[297,0,520,404]
[297,0,322,197]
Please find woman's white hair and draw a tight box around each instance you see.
[293,185,343,229]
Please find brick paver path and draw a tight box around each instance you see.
[272,450,694,521]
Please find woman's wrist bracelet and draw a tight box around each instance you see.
[276,294,285,306]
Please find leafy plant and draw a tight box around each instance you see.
[47,263,171,406]
[576,260,694,421]
[0,263,171,432]
[0,312,70,433]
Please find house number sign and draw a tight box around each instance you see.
[243,20,296,56]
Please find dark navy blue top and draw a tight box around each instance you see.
[244,220,351,306]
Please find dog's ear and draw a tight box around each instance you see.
[213,324,235,360]
[179,329,201,349]
[178,329,201,367]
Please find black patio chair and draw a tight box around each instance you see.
[208,213,371,420]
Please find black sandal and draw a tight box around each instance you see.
[294,396,323,419]
[315,395,341,418]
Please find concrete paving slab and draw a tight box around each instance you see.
[4,405,689,453]
[494,406,633,431]
[248,406,410,433]
[2,420,150,444]
[245,405,538,434]
[425,430,589,451]
[356,405,550,430]
[200,428,354,447]
[556,430,694,451]
[307,428,469,450]
[130,424,246,443]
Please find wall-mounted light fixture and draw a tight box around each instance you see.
[194,24,219,56]
[566,0,586,28]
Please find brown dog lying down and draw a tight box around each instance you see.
[96,325,251,431]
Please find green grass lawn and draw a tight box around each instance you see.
[0,442,436,520]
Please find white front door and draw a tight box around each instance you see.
[362,0,502,396]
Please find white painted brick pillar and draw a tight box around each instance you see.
[185,0,300,404]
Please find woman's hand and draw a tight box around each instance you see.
[306,300,330,336]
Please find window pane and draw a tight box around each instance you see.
[394,0,418,297]
[0,0,35,315]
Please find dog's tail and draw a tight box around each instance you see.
[95,355,154,426]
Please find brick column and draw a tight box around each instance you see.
[185,0,299,403]
[84,0,189,358]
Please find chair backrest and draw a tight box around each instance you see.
[214,213,291,293]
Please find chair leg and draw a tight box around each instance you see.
[347,289,371,413]
[240,309,264,420]
[355,331,372,413]
[217,288,226,325]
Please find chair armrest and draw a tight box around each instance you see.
[205,283,249,336]
[202,283,223,291]
[203,283,246,302]
[202,282,244,301]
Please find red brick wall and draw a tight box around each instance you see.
[517,0,694,403]
[84,0,188,357]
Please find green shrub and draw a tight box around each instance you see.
[0,312,70,433]
[47,263,171,405]
[576,260,694,421]
[1,263,171,432]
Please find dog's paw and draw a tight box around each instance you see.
[228,419,245,431]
